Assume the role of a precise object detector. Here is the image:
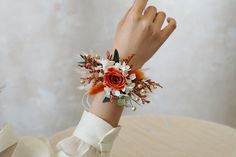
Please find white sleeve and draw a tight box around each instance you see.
[56,110,121,157]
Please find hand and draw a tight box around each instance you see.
[111,0,177,69]
[90,1,177,127]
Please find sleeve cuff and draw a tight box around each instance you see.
[56,110,121,156]
[0,124,18,153]
[73,110,121,150]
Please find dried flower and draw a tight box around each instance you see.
[77,49,162,111]
[104,67,126,91]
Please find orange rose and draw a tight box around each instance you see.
[104,67,126,90]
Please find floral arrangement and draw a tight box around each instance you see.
[77,49,162,111]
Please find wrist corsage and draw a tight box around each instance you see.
[77,49,162,111]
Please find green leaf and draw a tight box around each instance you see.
[113,49,119,63]
[78,61,86,64]
[80,54,84,59]
[117,98,126,106]
[102,97,110,103]
[117,95,131,106]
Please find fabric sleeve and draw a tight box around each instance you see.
[0,124,18,153]
[56,110,121,157]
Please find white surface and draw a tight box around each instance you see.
[0,0,236,136]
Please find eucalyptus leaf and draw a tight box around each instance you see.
[117,95,131,106]
[117,98,126,106]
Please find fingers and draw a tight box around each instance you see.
[161,17,177,38]
[153,11,166,30]
[143,6,157,23]
[119,6,132,24]
[132,0,148,15]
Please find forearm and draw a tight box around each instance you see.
[89,91,124,127]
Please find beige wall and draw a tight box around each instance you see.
[0,0,235,136]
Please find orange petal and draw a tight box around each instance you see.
[88,83,105,95]
[129,69,144,80]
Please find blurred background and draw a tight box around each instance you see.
[0,0,235,136]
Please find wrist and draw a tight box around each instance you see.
[78,48,157,126]
[111,47,144,70]
[128,57,144,70]
[89,91,124,127]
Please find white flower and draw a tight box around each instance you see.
[124,82,135,94]
[121,86,126,92]
[126,79,132,84]
[129,73,136,80]
[114,62,121,67]
[97,59,114,72]
[94,65,103,70]
[104,86,111,96]
[129,83,136,89]
[98,72,104,77]
[114,62,131,73]
[112,90,121,96]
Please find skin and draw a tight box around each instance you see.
[89,0,177,127]
[0,1,177,156]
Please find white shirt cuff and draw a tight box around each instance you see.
[56,110,121,157]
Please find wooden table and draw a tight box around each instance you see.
[50,115,236,157]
